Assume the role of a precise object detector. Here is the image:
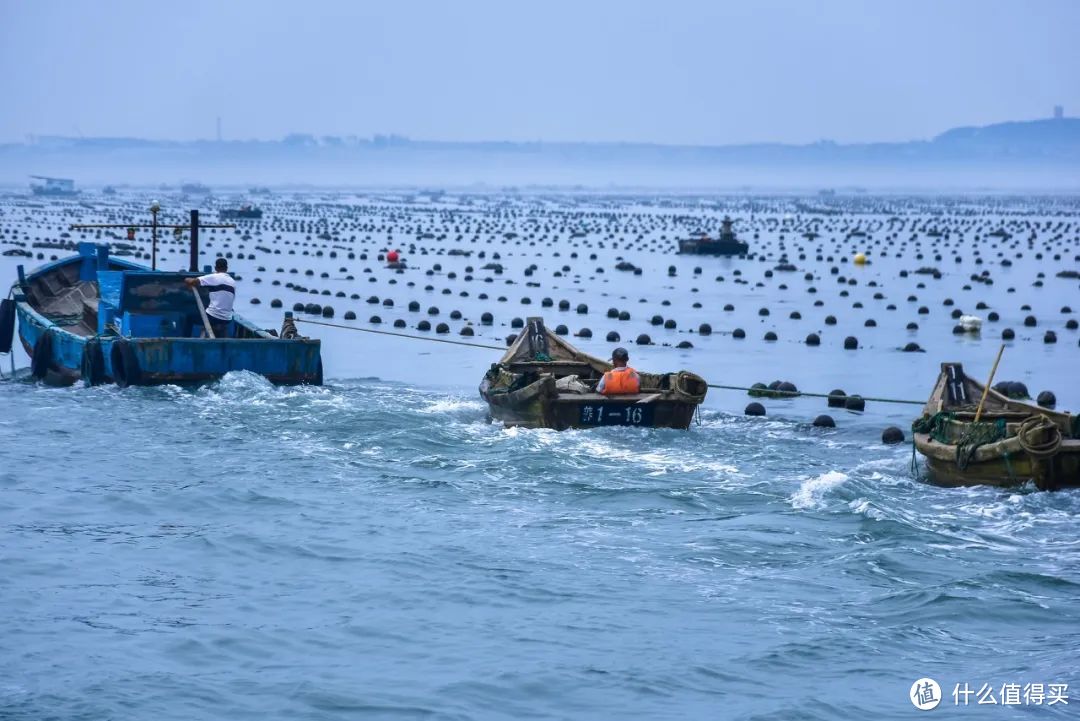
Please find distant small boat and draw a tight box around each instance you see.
[677,216,748,256]
[479,318,708,429]
[30,175,78,197]
[219,205,263,220]
[912,363,1080,490]
[5,242,322,387]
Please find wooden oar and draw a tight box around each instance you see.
[973,344,1005,423]
[190,287,215,339]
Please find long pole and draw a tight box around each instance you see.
[191,287,215,339]
[974,344,1006,423]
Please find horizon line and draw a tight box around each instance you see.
[8,115,1075,150]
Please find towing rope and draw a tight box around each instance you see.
[295,317,925,405]
[705,383,923,406]
[295,318,504,351]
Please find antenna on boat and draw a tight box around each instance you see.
[70,207,233,271]
[189,210,199,272]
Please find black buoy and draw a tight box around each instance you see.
[881,426,905,444]
[844,395,866,411]
[843,336,858,350]
[606,331,620,342]
[745,402,766,416]
[827,389,846,408]
[635,333,652,345]
[805,333,820,346]
[732,328,745,339]
[812,415,836,428]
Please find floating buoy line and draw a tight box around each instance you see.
[293,317,924,406]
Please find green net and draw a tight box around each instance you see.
[911,412,1008,471]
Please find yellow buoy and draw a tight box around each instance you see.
[853,253,867,265]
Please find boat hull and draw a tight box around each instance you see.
[677,239,749,256]
[17,299,322,387]
[481,375,700,430]
[916,437,1080,491]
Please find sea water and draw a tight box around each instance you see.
[1,193,1078,719]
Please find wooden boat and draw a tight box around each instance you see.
[5,242,322,387]
[479,318,708,430]
[677,216,749,256]
[912,362,1080,490]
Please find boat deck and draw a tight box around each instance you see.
[32,277,98,336]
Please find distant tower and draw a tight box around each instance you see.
[1053,105,1064,120]
[216,116,222,141]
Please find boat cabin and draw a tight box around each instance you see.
[22,242,253,340]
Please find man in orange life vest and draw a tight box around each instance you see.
[597,347,641,395]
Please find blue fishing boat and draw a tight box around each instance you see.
[3,235,322,387]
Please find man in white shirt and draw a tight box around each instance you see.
[184,257,236,337]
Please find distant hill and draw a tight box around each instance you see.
[2,117,1077,190]
[930,118,1080,159]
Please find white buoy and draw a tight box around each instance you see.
[959,314,983,332]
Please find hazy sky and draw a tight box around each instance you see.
[1,0,1076,146]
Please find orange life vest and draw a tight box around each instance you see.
[601,366,640,395]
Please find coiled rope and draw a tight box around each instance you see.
[1016,415,1062,459]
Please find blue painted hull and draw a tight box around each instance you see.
[14,250,322,387]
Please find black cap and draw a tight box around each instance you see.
[612,347,629,360]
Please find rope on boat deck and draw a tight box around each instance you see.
[294,318,926,405]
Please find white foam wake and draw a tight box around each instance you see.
[790,470,849,509]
